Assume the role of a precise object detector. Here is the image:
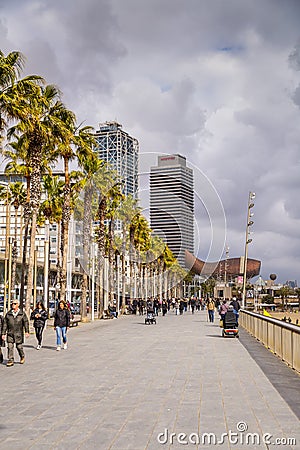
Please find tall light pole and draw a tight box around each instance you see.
[224,245,229,286]
[33,246,38,309]
[91,241,96,321]
[44,220,50,311]
[4,186,11,315]
[242,191,255,308]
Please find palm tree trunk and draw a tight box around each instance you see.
[80,185,92,320]
[25,144,42,318]
[19,178,31,309]
[121,223,127,314]
[108,218,115,304]
[25,208,37,316]
[56,221,62,301]
[96,195,106,318]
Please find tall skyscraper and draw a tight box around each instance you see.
[94,121,139,198]
[150,154,194,267]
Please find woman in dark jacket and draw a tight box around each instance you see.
[30,301,48,350]
[54,301,70,351]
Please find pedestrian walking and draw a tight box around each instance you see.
[230,297,241,325]
[179,300,184,315]
[0,314,5,364]
[190,297,196,314]
[1,298,29,367]
[207,298,215,322]
[174,300,179,315]
[138,299,144,316]
[162,300,168,316]
[30,301,48,349]
[219,299,229,323]
[54,300,71,351]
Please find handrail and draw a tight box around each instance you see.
[240,309,300,373]
[240,309,300,333]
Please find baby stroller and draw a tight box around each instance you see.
[145,308,156,325]
[222,307,239,337]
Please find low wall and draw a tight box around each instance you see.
[240,310,300,373]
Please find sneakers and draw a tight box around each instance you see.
[6,360,14,367]
[20,357,25,364]
[36,345,41,350]
[56,344,67,351]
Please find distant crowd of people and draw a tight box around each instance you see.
[124,296,241,324]
[125,297,207,316]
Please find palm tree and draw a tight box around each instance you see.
[39,174,64,304]
[94,165,120,318]
[56,123,95,303]
[4,84,72,316]
[277,286,293,311]
[0,50,24,87]
[7,182,26,298]
[3,137,54,308]
[39,175,64,225]
[3,145,31,308]
[117,195,140,312]
[0,50,44,140]
[201,277,216,300]
[0,51,45,312]
[132,213,151,300]
[0,50,42,134]
[0,181,26,300]
[78,154,103,321]
[147,235,165,299]
[106,183,124,306]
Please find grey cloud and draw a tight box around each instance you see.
[21,39,62,86]
[111,0,300,58]
[289,41,300,71]
[114,77,205,137]
[1,0,126,110]
[292,84,300,107]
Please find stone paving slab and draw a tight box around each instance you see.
[0,310,299,449]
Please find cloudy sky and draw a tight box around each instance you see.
[1,0,300,284]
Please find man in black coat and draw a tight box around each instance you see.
[1,299,29,367]
[230,297,241,312]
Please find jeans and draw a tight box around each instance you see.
[56,326,67,346]
[235,312,239,326]
[208,310,215,322]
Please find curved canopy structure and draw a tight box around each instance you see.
[185,250,261,280]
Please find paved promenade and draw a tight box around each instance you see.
[0,310,299,449]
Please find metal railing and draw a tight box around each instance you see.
[240,310,300,373]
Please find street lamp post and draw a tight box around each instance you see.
[242,191,256,308]
[91,242,96,321]
[44,220,50,312]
